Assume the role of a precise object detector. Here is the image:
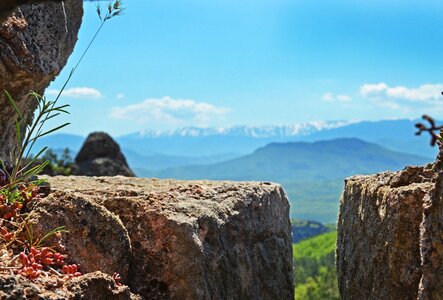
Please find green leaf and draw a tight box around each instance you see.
[15,120,21,148]
[30,179,47,186]
[22,160,49,178]
[37,226,68,247]
[4,90,25,123]
[32,123,71,140]
[55,104,70,110]
[53,109,70,115]
[19,147,48,174]
[42,113,61,122]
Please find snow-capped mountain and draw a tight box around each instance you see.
[131,121,353,139]
[116,121,357,157]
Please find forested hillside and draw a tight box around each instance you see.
[294,231,339,299]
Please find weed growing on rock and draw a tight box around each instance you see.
[0,0,124,287]
[2,91,70,192]
[415,115,443,147]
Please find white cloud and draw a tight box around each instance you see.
[109,96,231,126]
[322,92,352,102]
[116,93,125,100]
[375,101,402,110]
[46,87,102,99]
[322,93,334,102]
[360,83,443,102]
[336,94,352,102]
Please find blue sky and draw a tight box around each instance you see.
[47,0,443,136]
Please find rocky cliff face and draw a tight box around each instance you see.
[337,161,443,299]
[0,0,64,22]
[0,0,82,159]
[6,176,293,299]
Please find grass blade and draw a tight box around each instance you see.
[4,91,25,123]
[37,226,68,247]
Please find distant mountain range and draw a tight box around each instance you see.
[303,119,438,158]
[122,119,438,159]
[117,122,352,157]
[133,121,351,138]
[136,138,431,223]
[37,119,439,159]
[137,138,430,181]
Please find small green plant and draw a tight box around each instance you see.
[1,92,70,190]
[0,0,124,285]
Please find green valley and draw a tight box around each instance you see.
[294,231,339,299]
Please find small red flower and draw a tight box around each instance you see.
[0,226,13,241]
[19,252,30,267]
[39,248,54,265]
[53,252,65,266]
[62,264,81,277]
[21,266,40,279]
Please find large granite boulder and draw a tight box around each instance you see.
[0,0,82,159]
[74,132,135,177]
[337,161,443,299]
[41,176,294,299]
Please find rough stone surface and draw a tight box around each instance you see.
[0,272,142,299]
[30,192,132,282]
[0,274,43,299]
[337,163,440,299]
[0,0,64,22]
[65,272,142,300]
[45,176,294,300]
[418,151,443,300]
[74,132,135,177]
[0,0,82,159]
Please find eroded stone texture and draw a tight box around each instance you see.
[30,192,132,282]
[0,272,142,300]
[418,152,443,300]
[65,272,142,300]
[45,176,294,300]
[74,132,135,177]
[0,0,82,159]
[337,164,438,299]
[0,0,64,22]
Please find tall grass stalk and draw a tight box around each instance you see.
[0,0,124,198]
